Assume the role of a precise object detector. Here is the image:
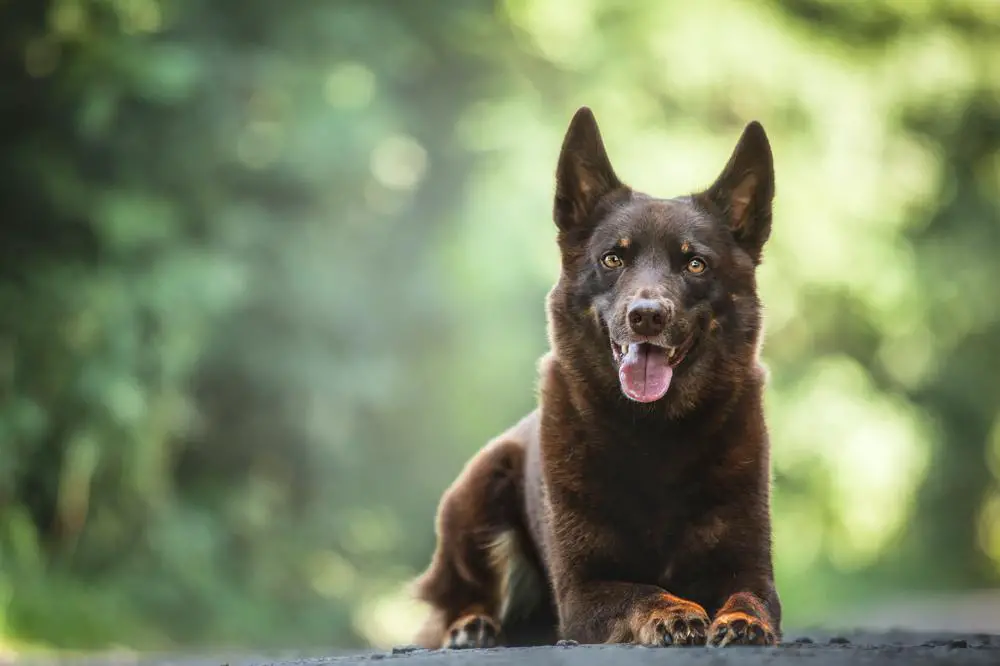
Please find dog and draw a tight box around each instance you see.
[411,106,781,649]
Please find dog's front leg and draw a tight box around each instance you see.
[708,590,779,647]
[558,581,710,646]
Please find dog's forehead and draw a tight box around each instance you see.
[599,196,713,244]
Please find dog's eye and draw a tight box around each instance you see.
[686,257,708,274]
[601,252,624,269]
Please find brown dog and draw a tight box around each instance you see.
[412,107,781,649]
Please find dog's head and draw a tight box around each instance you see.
[547,107,774,415]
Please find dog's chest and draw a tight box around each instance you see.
[585,435,705,513]
[581,440,727,573]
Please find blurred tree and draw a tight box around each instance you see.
[1,0,999,653]
[0,0,528,649]
[769,0,1000,598]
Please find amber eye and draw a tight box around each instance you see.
[601,252,624,269]
[686,257,707,274]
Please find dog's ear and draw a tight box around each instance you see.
[553,106,625,232]
[699,121,774,264]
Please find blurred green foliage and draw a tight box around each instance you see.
[1,0,1000,653]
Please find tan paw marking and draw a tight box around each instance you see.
[635,600,709,647]
[708,611,777,647]
[445,614,500,649]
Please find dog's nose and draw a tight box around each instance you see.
[627,299,669,337]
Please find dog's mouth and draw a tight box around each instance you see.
[610,333,696,403]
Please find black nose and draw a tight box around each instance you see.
[627,299,669,337]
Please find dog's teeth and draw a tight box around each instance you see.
[620,344,629,355]
[668,347,677,359]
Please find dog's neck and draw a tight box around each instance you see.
[544,331,762,440]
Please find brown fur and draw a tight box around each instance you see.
[412,107,781,649]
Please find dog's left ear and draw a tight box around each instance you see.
[699,121,774,264]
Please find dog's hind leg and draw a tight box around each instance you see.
[411,417,548,649]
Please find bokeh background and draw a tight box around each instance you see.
[2,0,1000,656]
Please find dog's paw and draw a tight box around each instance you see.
[444,614,500,649]
[634,599,709,646]
[708,611,776,647]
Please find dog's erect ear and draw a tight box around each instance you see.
[554,107,624,232]
[699,121,775,264]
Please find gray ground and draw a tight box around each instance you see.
[301,631,1000,666]
[15,632,999,666]
[13,592,1000,665]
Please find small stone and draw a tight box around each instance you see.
[556,639,579,647]
[947,639,969,649]
[828,636,851,645]
[392,645,426,654]
[793,637,814,644]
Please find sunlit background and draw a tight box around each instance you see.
[2,0,1000,657]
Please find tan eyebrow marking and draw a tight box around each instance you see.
[680,242,691,253]
[618,238,631,249]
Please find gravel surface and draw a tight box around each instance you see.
[268,632,1000,666]
[9,632,999,666]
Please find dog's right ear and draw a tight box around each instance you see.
[553,107,624,232]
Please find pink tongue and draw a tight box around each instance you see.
[619,343,673,403]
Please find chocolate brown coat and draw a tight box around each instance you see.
[412,107,781,649]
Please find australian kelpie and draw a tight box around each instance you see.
[412,107,781,649]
